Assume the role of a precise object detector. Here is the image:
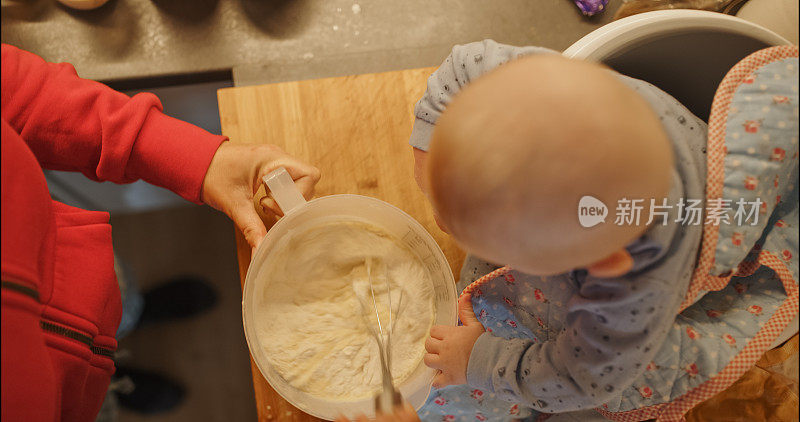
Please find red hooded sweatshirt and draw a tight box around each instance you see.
[1,44,226,422]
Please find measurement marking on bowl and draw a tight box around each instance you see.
[435,287,452,302]
[424,255,441,273]
[402,231,426,249]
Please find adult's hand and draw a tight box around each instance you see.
[335,403,419,422]
[201,142,320,251]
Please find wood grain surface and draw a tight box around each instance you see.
[217,67,464,421]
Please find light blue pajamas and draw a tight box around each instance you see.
[409,40,709,420]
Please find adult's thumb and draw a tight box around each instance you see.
[457,294,480,327]
[231,201,267,251]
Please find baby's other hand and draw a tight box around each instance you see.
[412,147,449,233]
[424,294,484,387]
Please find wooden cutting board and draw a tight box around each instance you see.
[217,67,464,421]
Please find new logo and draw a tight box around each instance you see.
[578,195,608,228]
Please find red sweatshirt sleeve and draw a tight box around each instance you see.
[0,44,226,204]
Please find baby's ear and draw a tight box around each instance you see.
[586,249,633,278]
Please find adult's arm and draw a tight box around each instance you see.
[1,44,225,204]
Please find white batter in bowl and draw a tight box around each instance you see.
[256,220,435,401]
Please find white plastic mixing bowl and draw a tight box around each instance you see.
[242,168,457,420]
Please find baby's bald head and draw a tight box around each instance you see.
[427,55,673,275]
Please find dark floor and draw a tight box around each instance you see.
[110,205,257,422]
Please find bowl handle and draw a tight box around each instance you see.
[262,167,308,215]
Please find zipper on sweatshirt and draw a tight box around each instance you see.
[39,320,116,358]
[2,279,115,359]
[1,279,39,301]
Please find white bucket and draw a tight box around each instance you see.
[242,168,457,420]
[563,10,791,120]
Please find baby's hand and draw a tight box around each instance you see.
[424,294,485,387]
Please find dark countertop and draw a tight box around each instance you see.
[1,0,620,87]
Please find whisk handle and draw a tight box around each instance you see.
[375,388,403,414]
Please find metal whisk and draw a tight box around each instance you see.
[356,257,403,414]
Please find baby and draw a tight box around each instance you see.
[411,40,708,420]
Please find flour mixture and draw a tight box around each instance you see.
[256,220,435,401]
